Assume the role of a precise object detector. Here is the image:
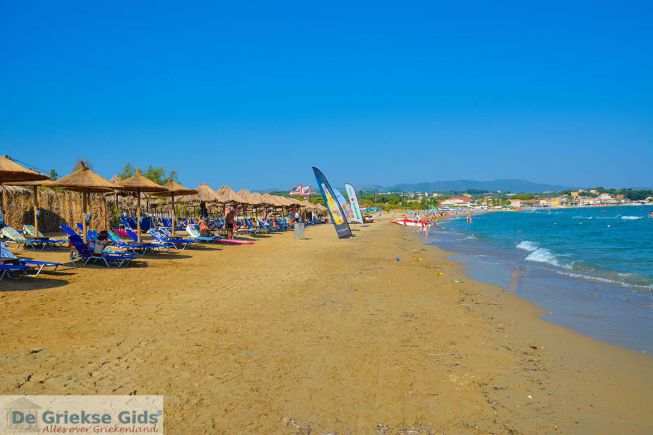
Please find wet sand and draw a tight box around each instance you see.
[1,219,652,433]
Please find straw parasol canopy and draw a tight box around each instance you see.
[248,191,265,204]
[117,170,167,242]
[152,179,197,197]
[237,189,262,206]
[261,193,283,207]
[51,163,118,193]
[299,199,316,209]
[215,185,246,205]
[275,195,298,210]
[0,155,50,236]
[117,171,167,193]
[49,162,119,242]
[285,197,302,208]
[193,183,220,203]
[0,155,49,184]
[150,180,197,237]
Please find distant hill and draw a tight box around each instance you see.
[365,179,571,194]
[259,179,572,194]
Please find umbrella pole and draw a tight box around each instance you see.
[137,191,142,243]
[114,191,118,228]
[1,184,6,228]
[33,185,39,236]
[171,193,176,238]
[82,191,88,244]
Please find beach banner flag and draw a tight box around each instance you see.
[344,183,363,223]
[289,184,302,195]
[333,188,353,221]
[312,167,352,239]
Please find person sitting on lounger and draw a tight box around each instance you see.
[199,219,211,237]
[92,230,112,255]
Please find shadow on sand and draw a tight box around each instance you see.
[1,276,70,292]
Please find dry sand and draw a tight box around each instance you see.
[1,218,652,434]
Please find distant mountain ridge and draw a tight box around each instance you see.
[358,179,572,194]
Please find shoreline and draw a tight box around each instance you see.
[1,219,652,432]
[425,205,653,354]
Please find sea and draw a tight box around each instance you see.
[427,205,653,354]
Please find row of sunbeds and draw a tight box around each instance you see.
[0,235,63,280]
[1,216,323,279]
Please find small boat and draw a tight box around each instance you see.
[392,218,429,230]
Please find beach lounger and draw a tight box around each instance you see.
[186,224,254,245]
[1,226,47,249]
[147,229,193,250]
[0,264,33,280]
[22,225,67,247]
[124,229,176,249]
[64,232,135,268]
[1,242,62,276]
[19,259,62,275]
[107,230,163,254]
[76,223,98,241]
[185,224,222,243]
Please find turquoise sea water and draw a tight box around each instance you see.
[428,205,653,353]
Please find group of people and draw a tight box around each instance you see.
[198,206,238,239]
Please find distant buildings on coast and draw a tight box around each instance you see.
[377,188,653,211]
[506,190,651,210]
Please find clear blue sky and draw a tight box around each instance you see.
[1,1,651,190]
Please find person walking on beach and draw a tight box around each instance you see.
[225,206,236,239]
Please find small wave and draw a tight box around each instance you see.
[516,240,539,252]
[560,271,653,291]
[621,216,643,220]
[463,235,477,240]
[525,247,567,268]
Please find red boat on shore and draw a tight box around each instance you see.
[392,218,429,230]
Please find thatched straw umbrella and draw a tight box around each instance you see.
[237,189,262,217]
[49,162,118,243]
[117,171,167,242]
[176,183,219,218]
[192,183,220,203]
[150,180,197,238]
[237,189,257,204]
[215,185,246,205]
[275,195,296,216]
[259,193,285,218]
[261,193,282,207]
[0,155,49,232]
[249,192,266,205]
[215,185,247,216]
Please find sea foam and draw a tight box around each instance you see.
[525,248,563,268]
[516,240,539,252]
[621,216,643,220]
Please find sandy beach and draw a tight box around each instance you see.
[1,218,652,434]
